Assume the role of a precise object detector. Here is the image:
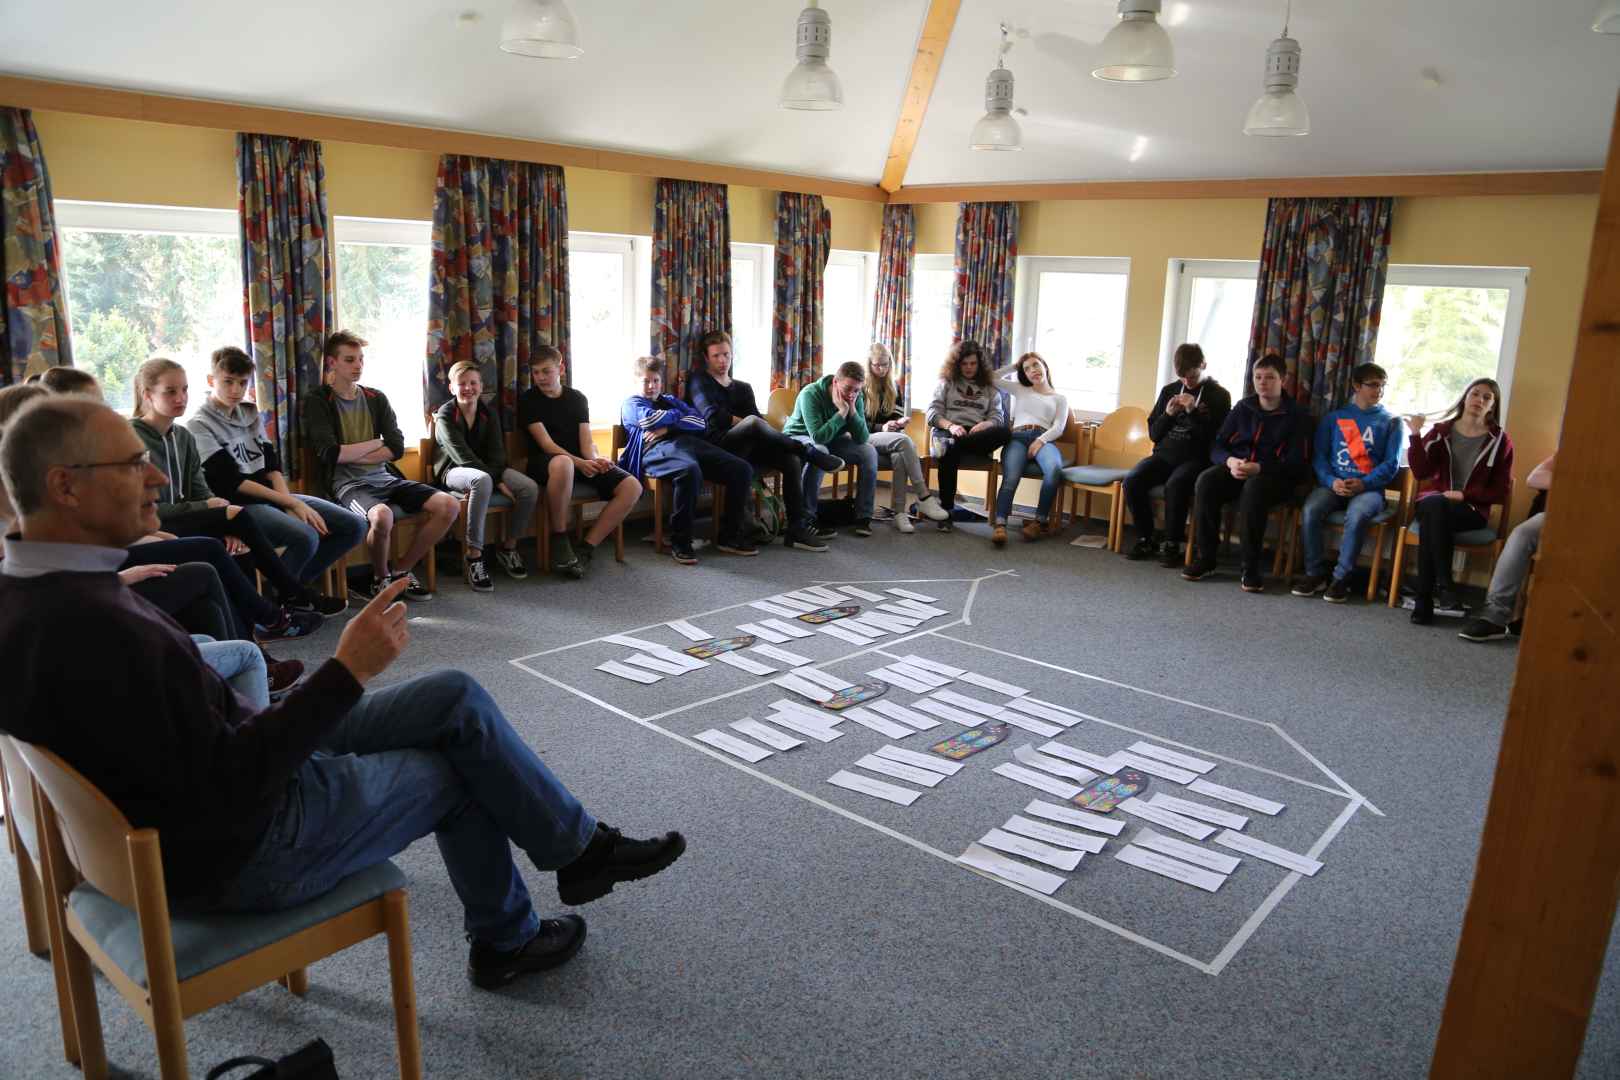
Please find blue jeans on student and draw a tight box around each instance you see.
[643,435,752,544]
[793,434,878,522]
[994,430,1064,523]
[202,670,597,951]
[1301,485,1388,581]
[192,636,269,709]
[241,497,367,587]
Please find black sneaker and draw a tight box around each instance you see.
[1181,561,1215,582]
[395,571,433,601]
[784,531,830,552]
[1434,585,1465,615]
[852,519,873,538]
[1290,574,1327,597]
[254,609,323,641]
[575,543,596,574]
[1323,577,1352,603]
[1459,618,1508,642]
[1126,537,1157,561]
[1410,600,1434,626]
[670,541,698,565]
[810,523,837,541]
[287,591,348,616]
[466,915,587,989]
[1508,617,1524,636]
[936,518,955,533]
[492,547,528,579]
[808,447,845,472]
[557,825,687,906]
[716,536,758,556]
[1158,541,1182,568]
[464,556,494,592]
[1240,570,1265,593]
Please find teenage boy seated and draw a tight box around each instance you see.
[1183,353,1309,593]
[1290,362,1405,602]
[1124,343,1232,565]
[303,331,458,600]
[618,355,754,565]
[0,394,686,989]
[516,344,642,576]
[783,361,879,538]
[432,360,541,592]
[1459,453,1554,643]
[188,346,365,612]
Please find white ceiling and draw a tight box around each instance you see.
[4,0,1619,188]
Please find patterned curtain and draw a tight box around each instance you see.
[772,192,832,392]
[651,178,730,400]
[427,156,570,427]
[1,108,71,386]
[238,133,333,477]
[1246,197,1395,416]
[952,201,1019,368]
[873,204,915,406]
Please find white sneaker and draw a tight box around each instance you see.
[894,512,915,534]
[916,494,950,522]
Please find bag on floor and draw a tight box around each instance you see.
[207,1038,339,1079]
[742,480,787,542]
[814,496,858,526]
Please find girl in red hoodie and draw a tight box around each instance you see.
[1404,377,1514,624]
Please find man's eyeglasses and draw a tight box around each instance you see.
[63,450,153,472]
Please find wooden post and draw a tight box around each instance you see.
[1430,93,1620,1077]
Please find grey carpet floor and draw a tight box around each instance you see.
[4,514,1618,1080]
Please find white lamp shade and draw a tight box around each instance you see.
[970,111,1022,151]
[781,61,844,110]
[1093,18,1176,81]
[1243,90,1310,136]
[1596,0,1620,32]
[499,0,583,59]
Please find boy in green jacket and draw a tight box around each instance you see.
[783,361,877,537]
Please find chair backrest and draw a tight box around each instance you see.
[505,431,527,473]
[417,438,435,483]
[14,740,146,911]
[905,409,928,453]
[0,734,40,857]
[766,387,796,431]
[611,424,628,457]
[1087,406,1151,469]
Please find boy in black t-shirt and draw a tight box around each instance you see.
[515,345,643,574]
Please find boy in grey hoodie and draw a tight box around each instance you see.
[187,347,364,613]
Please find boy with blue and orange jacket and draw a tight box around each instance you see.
[1290,362,1406,603]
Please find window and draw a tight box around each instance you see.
[333,217,433,442]
[1162,259,1259,394]
[910,254,956,399]
[1374,266,1526,422]
[55,201,243,415]
[1013,256,1131,417]
[570,232,650,426]
[730,243,773,390]
[821,250,876,377]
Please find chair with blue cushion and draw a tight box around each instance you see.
[15,738,423,1080]
[1284,470,1409,601]
[1056,406,1151,551]
[985,411,1082,535]
[1385,469,1513,608]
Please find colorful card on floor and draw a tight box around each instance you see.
[795,667,857,691]
[827,769,921,806]
[1002,697,1083,727]
[759,618,815,640]
[875,744,964,775]
[623,653,692,676]
[597,659,662,683]
[995,711,1065,739]
[913,699,983,725]
[1040,741,1126,774]
[1133,828,1241,874]
[667,619,712,641]
[1013,744,1098,784]
[798,603,863,624]
[752,644,811,667]
[730,717,803,750]
[1002,814,1109,854]
[929,721,1009,760]
[604,633,664,650]
[994,762,1084,800]
[979,828,1084,872]
[1115,844,1226,893]
[868,667,936,694]
[693,728,772,762]
[958,842,1066,896]
[1128,741,1217,775]
[1147,793,1249,831]
[868,700,941,730]
[835,585,888,602]
[900,655,967,678]
[932,688,1004,717]
[1213,831,1322,876]
[712,650,776,676]
[750,600,806,618]
[776,673,835,702]
[887,588,940,603]
[1116,797,1215,841]
[684,635,756,659]
[815,622,878,645]
[768,713,844,743]
[956,671,1029,697]
[1188,779,1285,816]
[1071,769,1150,813]
[735,621,790,644]
[887,661,951,687]
[1023,799,1126,836]
[854,754,945,788]
[842,707,914,739]
[819,682,890,711]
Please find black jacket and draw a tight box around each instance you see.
[1147,378,1231,466]
[300,384,407,498]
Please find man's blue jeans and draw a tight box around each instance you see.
[1301,485,1388,581]
[202,670,597,951]
[242,497,368,587]
[994,430,1064,523]
[793,434,877,522]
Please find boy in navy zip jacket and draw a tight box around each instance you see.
[1184,354,1309,592]
[1290,363,1406,602]
[618,355,754,565]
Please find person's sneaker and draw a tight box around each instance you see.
[1459,618,1509,642]
[1181,561,1215,582]
[264,653,305,698]
[716,536,759,556]
[1240,570,1265,593]
[810,523,837,542]
[556,825,687,906]
[254,608,323,642]
[1290,573,1327,597]
[464,556,494,593]
[852,519,873,538]
[936,517,955,533]
[806,447,845,472]
[1158,541,1183,569]
[894,513,915,534]
[784,530,830,552]
[466,915,587,989]
[1126,537,1158,561]
[575,543,596,574]
[1434,585,1465,615]
[395,571,433,601]
[287,591,348,616]
[1410,599,1434,625]
[1323,577,1352,604]
[991,523,1008,546]
[670,541,699,565]
[1508,617,1524,636]
[492,547,528,579]
[1021,520,1042,542]
[915,494,950,522]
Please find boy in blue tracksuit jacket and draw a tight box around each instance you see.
[1291,362,1406,602]
[618,355,753,564]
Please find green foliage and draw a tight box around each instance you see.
[1377,285,1507,417]
[337,243,430,337]
[71,310,145,410]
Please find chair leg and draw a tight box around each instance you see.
[59,930,103,1077]
[538,499,551,569]
[652,483,665,552]
[283,968,309,997]
[1367,524,1388,602]
[1387,537,1409,608]
[16,843,49,957]
[383,891,424,1080]
[614,522,626,562]
[1109,485,1124,551]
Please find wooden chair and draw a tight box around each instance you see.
[504,432,626,566]
[916,399,1011,521]
[15,738,422,1080]
[1284,471,1410,601]
[419,427,512,570]
[985,412,1083,535]
[1055,406,1151,551]
[769,384,860,500]
[612,425,723,552]
[1385,471,1514,608]
[301,448,437,601]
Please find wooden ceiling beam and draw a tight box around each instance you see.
[878,0,962,195]
[888,171,1604,203]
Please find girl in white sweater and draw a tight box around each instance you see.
[990,353,1070,544]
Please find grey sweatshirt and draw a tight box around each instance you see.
[924,377,1006,456]
[186,399,283,503]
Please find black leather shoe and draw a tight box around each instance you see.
[557,826,686,906]
[467,915,586,989]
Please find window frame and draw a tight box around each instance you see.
[729,241,775,389]
[566,230,650,424]
[1011,255,1133,421]
[1159,258,1260,389]
[909,253,956,395]
[54,199,238,237]
[822,247,878,377]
